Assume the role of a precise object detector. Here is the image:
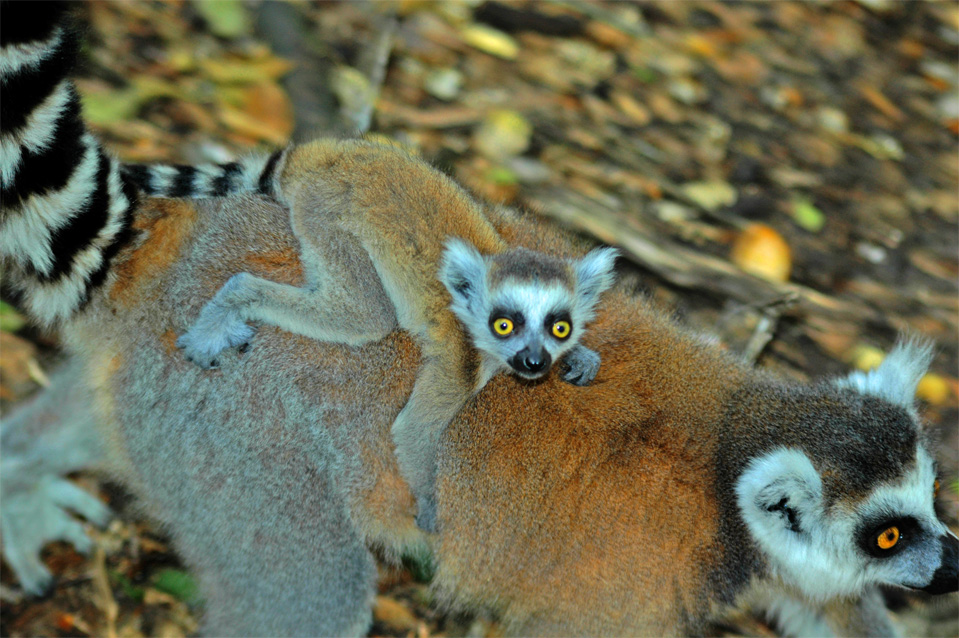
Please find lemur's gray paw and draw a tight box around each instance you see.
[177,317,256,369]
[1,474,112,595]
[561,346,601,386]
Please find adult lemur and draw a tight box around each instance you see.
[124,143,618,531]
[2,4,956,636]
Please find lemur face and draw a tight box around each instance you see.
[737,446,957,603]
[484,283,579,378]
[440,239,618,379]
[734,341,958,602]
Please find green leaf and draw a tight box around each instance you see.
[153,568,200,603]
[682,180,737,211]
[195,0,252,39]
[790,197,825,233]
[80,78,181,126]
[81,88,143,125]
[0,301,26,333]
[631,66,658,83]
[486,165,519,186]
[110,570,145,602]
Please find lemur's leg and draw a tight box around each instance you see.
[177,442,378,637]
[390,338,476,533]
[1,359,113,595]
[355,233,481,533]
[178,231,396,369]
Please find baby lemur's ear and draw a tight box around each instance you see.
[440,239,488,309]
[574,247,619,308]
[834,338,934,410]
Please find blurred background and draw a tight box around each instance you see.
[1,1,956,636]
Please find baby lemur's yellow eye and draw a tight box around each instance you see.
[493,318,514,336]
[551,320,571,339]
[876,526,900,550]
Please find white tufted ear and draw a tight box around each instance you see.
[439,238,488,314]
[835,338,934,409]
[573,246,618,309]
[737,448,823,539]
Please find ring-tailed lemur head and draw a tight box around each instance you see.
[440,240,617,379]
[732,340,957,603]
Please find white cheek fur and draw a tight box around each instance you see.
[736,446,946,602]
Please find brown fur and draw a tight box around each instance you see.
[23,144,918,636]
[242,246,305,286]
[435,293,748,634]
[110,199,197,307]
[279,138,505,368]
[215,138,592,530]
[90,189,756,633]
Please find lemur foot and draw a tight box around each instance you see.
[1,473,112,595]
[414,493,439,534]
[177,322,255,369]
[178,275,257,368]
[561,345,601,386]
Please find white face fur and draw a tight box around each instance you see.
[737,446,951,602]
[474,281,581,377]
[439,240,617,378]
[735,341,958,602]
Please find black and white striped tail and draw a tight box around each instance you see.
[122,149,286,200]
[1,1,136,327]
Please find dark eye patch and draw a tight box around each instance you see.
[489,307,525,337]
[544,310,571,329]
[856,516,920,558]
[544,310,572,339]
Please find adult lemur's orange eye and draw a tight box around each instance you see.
[877,526,900,550]
[493,318,514,336]
[934,479,940,499]
[552,320,571,339]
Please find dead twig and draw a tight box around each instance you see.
[92,545,118,638]
[527,187,884,327]
[352,12,398,134]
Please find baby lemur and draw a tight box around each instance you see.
[123,144,618,530]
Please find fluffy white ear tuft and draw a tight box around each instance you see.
[835,338,934,408]
[574,246,618,307]
[439,238,488,310]
[736,448,823,538]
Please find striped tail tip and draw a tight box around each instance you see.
[122,149,286,200]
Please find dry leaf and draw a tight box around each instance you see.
[460,24,519,59]
[731,224,792,282]
[373,595,419,633]
[917,373,952,405]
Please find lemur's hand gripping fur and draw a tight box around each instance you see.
[560,344,602,386]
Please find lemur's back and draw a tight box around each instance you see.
[66,187,740,635]
[70,193,418,634]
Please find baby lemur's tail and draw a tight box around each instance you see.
[122,149,288,200]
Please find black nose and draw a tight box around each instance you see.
[510,348,551,376]
[525,353,547,373]
[921,534,958,595]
